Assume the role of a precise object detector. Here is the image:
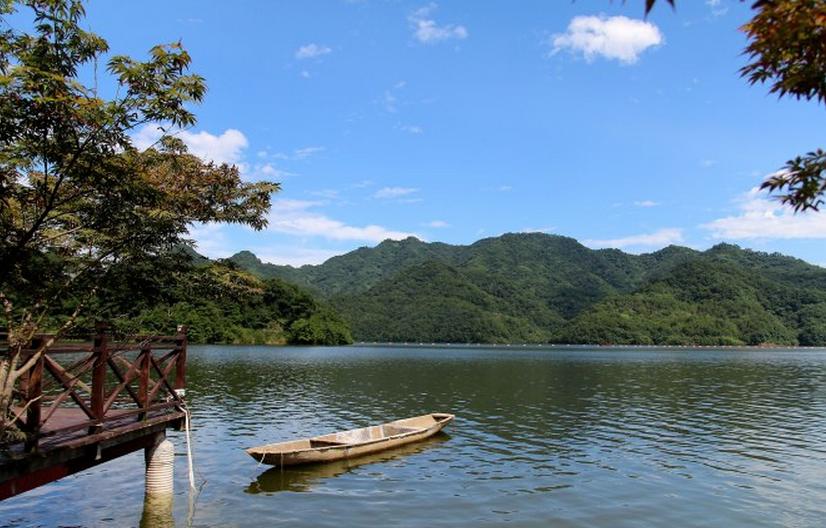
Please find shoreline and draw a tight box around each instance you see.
[353,342,826,350]
[188,342,826,350]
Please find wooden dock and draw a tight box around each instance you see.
[0,326,188,500]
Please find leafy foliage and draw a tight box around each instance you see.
[740,0,826,104]
[761,150,826,212]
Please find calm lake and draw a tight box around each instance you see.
[3,345,826,527]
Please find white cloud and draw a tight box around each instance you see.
[409,3,468,44]
[703,187,826,240]
[584,228,684,249]
[426,220,449,228]
[374,187,419,199]
[295,43,332,60]
[498,185,512,192]
[634,200,659,207]
[551,15,663,64]
[300,70,311,79]
[132,125,248,165]
[267,199,419,242]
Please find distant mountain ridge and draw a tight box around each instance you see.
[224,233,826,346]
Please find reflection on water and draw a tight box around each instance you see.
[139,496,174,528]
[2,345,826,527]
[247,435,450,494]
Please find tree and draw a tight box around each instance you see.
[642,1,826,211]
[0,0,279,442]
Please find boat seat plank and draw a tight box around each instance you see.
[310,439,347,447]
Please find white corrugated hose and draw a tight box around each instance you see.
[145,439,175,496]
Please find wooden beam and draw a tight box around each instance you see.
[175,325,188,391]
[90,324,109,432]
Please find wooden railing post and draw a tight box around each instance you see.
[23,336,44,452]
[90,323,109,432]
[174,325,188,392]
[138,342,151,420]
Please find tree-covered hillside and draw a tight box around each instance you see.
[121,261,354,345]
[18,251,353,346]
[231,233,826,346]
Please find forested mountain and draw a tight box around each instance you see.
[229,233,826,346]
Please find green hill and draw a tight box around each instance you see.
[74,255,354,346]
[229,233,826,346]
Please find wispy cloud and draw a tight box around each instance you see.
[399,124,424,134]
[425,220,449,228]
[634,200,659,207]
[309,189,340,200]
[521,226,556,234]
[294,146,325,159]
[584,228,684,249]
[266,199,419,242]
[270,146,325,161]
[253,247,341,267]
[703,187,826,240]
[383,90,398,113]
[374,187,419,199]
[295,43,332,60]
[551,15,663,64]
[409,3,468,44]
[706,0,728,17]
[252,163,295,180]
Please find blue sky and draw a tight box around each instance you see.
[61,1,826,264]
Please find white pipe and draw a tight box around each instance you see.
[145,439,175,497]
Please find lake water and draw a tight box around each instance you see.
[3,345,826,527]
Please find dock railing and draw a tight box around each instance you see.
[6,324,188,452]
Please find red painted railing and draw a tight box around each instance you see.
[8,325,188,451]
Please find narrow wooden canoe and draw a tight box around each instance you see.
[246,413,454,466]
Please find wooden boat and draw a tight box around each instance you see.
[246,435,450,494]
[246,413,454,466]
